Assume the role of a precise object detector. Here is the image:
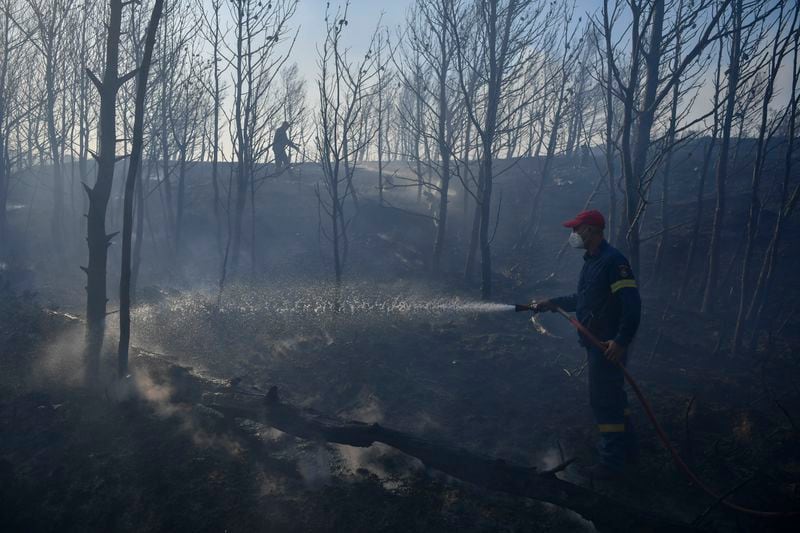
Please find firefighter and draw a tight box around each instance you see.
[536,209,641,480]
[272,121,299,172]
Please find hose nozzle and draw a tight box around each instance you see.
[514,303,536,313]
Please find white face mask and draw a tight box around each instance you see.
[568,231,586,249]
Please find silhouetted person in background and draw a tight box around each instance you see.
[272,121,299,172]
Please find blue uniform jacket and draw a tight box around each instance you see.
[551,240,641,347]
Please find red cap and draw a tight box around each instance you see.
[562,209,605,229]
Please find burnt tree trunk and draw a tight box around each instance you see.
[230,3,246,275]
[521,81,566,246]
[84,0,130,382]
[431,18,452,275]
[118,0,164,379]
[613,0,641,251]
[211,1,223,258]
[175,143,187,255]
[702,0,741,315]
[45,58,65,252]
[464,170,482,283]
[732,3,795,353]
[477,0,503,301]
[602,17,617,244]
[627,0,664,274]
[0,12,9,257]
[652,1,683,282]
[678,40,724,302]
[0,137,5,254]
[131,157,148,297]
[377,35,385,207]
[746,23,800,342]
[202,385,697,533]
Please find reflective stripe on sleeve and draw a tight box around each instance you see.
[610,279,637,293]
[597,423,626,433]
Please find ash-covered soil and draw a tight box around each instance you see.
[2,152,799,531]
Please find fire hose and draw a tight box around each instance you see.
[515,303,798,518]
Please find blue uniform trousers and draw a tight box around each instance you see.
[587,346,638,469]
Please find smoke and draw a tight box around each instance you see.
[342,390,384,424]
[132,367,178,416]
[269,334,318,359]
[409,411,444,434]
[538,447,563,471]
[293,425,424,491]
[33,322,87,387]
[536,446,583,486]
[336,442,423,487]
[130,366,244,456]
[296,445,333,489]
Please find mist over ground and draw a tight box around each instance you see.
[1,0,799,532]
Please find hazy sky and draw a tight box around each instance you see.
[287,0,600,81]
[202,0,792,130]
[291,0,414,79]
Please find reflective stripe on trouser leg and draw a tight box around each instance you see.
[588,347,628,469]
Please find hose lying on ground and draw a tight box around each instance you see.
[551,305,798,519]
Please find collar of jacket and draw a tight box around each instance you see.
[583,239,609,261]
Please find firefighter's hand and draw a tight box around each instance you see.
[602,340,625,363]
[533,300,557,313]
